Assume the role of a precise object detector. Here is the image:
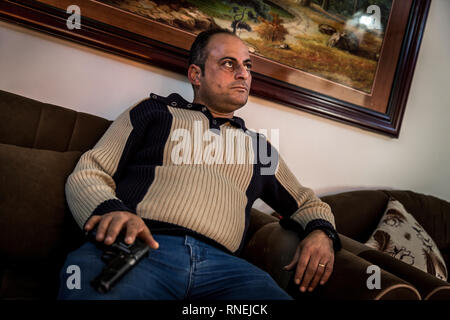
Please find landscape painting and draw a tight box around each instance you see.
[98,0,393,94]
[0,0,429,137]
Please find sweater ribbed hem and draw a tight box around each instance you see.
[92,199,135,216]
[82,199,136,230]
[143,219,235,256]
[304,219,335,234]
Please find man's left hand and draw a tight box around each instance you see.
[283,229,334,292]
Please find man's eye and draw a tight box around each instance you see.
[224,61,233,68]
[245,64,252,71]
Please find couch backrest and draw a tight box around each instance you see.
[321,190,390,242]
[0,90,112,299]
[0,90,111,152]
[321,189,450,269]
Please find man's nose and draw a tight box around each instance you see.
[235,63,250,80]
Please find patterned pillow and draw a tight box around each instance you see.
[365,197,448,281]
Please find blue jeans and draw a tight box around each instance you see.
[58,234,293,300]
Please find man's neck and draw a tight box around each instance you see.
[208,108,234,119]
[193,98,234,119]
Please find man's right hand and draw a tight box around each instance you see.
[84,211,159,249]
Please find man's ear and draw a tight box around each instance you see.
[188,64,202,86]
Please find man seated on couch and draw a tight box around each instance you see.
[58,28,341,300]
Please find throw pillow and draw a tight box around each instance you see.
[0,143,82,262]
[365,197,448,281]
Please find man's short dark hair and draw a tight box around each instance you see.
[188,28,237,74]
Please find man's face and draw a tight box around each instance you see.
[192,34,252,115]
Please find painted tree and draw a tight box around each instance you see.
[231,20,252,35]
[230,7,252,34]
[231,7,246,34]
[255,13,288,42]
[229,0,271,20]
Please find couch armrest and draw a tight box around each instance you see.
[242,209,278,249]
[358,249,450,300]
[241,222,421,300]
[339,233,450,300]
[340,233,374,255]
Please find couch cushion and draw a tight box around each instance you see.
[320,190,389,242]
[0,143,82,262]
[0,90,111,153]
[365,197,448,281]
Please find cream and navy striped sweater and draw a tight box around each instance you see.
[66,93,339,254]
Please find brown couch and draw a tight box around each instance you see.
[243,190,450,300]
[1,89,448,300]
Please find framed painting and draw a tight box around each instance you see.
[0,0,431,137]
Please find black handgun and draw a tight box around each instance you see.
[86,228,150,293]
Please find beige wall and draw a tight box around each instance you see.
[1,0,449,209]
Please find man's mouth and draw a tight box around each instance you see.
[231,85,248,91]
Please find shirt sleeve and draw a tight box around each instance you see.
[258,136,340,249]
[65,100,146,229]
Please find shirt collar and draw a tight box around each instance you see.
[150,92,248,131]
